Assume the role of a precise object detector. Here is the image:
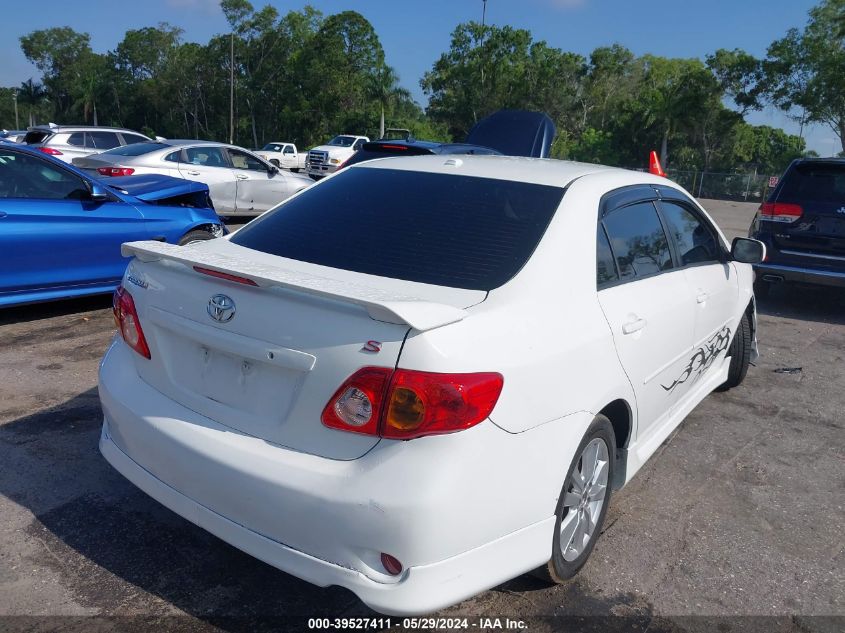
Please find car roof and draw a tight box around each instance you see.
[28,125,146,134]
[353,153,629,188]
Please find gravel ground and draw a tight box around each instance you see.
[0,200,842,633]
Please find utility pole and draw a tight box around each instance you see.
[480,0,488,90]
[12,90,19,130]
[229,31,234,145]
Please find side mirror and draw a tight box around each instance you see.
[88,183,109,202]
[731,237,766,264]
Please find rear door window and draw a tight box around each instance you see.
[88,132,121,150]
[596,225,618,287]
[602,201,673,281]
[184,146,228,167]
[121,133,150,145]
[230,167,564,290]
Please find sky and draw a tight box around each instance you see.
[0,0,835,157]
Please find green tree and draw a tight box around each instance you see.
[17,79,47,127]
[763,0,845,151]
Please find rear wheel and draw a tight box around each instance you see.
[177,229,214,246]
[533,415,615,584]
[720,312,751,390]
[269,159,280,167]
[291,167,300,173]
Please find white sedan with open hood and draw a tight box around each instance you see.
[98,155,765,615]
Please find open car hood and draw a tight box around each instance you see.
[466,110,556,158]
[105,174,209,203]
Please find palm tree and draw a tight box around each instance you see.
[18,79,47,127]
[369,65,409,138]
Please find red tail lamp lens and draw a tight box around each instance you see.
[322,368,504,440]
[760,202,802,221]
[97,167,135,177]
[112,285,151,359]
[36,147,63,156]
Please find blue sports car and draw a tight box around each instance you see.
[0,144,225,308]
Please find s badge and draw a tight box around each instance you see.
[361,340,382,353]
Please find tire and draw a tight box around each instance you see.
[719,311,751,390]
[291,168,300,173]
[533,415,615,584]
[177,229,214,246]
[270,159,280,167]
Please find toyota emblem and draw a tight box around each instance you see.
[207,294,236,323]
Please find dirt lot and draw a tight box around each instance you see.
[0,200,843,632]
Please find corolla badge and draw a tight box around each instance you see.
[207,294,236,323]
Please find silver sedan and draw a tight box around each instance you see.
[72,140,314,216]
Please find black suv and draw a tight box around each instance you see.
[749,158,845,296]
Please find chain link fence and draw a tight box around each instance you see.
[627,167,777,202]
[665,170,774,202]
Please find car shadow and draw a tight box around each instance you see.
[755,283,845,326]
[0,295,113,327]
[1,390,666,631]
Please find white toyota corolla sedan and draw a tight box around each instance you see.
[98,155,765,615]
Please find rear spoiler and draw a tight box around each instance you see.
[121,241,467,332]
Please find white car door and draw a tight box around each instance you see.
[227,148,295,214]
[657,197,739,369]
[596,198,696,442]
[178,146,237,214]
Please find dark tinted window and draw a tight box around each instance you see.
[660,201,720,265]
[121,133,149,145]
[164,150,181,163]
[779,163,845,203]
[89,132,121,149]
[24,130,51,145]
[103,142,168,157]
[596,225,618,287]
[603,201,673,280]
[0,151,87,200]
[231,167,564,290]
[67,132,86,147]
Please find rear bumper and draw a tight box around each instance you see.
[754,262,845,289]
[98,339,579,614]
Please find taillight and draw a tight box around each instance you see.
[760,201,802,222]
[97,167,135,177]
[322,367,392,436]
[112,285,151,359]
[322,367,503,440]
[193,266,258,286]
[36,147,63,156]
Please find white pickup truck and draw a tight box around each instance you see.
[254,142,306,172]
[306,134,369,179]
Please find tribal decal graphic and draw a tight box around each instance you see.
[661,326,732,393]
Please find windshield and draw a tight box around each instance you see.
[230,167,564,291]
[100,142,168,157]
[261,143,283,152]
[328,136,357,147]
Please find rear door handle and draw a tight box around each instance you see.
[236,174,249,180]
[185,170,201,176]
[696,292,709,304]
[622,317,647,335]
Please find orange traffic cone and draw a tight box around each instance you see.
[649,150,666,177]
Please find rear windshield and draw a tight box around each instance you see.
[327,136,357,147]
[779,162,845,203]
[230,167,564,290]
[100,142,168,157]
[24,131,51,145]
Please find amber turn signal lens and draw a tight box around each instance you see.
[386,387,425,430]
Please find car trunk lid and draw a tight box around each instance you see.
[120,239,483,460]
